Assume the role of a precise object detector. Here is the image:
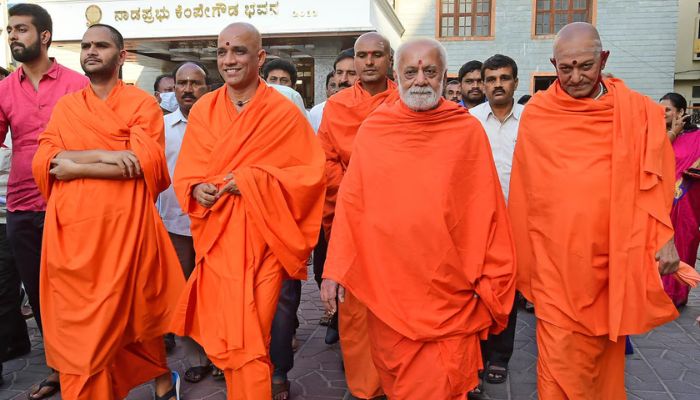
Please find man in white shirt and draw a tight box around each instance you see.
[157,60,212,383]
[468,54,523,394]
[308,72,338,132]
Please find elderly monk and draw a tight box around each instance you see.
[169,22,325,400]
[509,22,680,399]
[322,38,516,399]
[31,24,184,400]
[317,32,398,400]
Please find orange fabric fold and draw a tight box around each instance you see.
[317,80,399,239]
[31,81,185,376]
[673,261,700,288]
[509,78,679,340]
[317,81,398,398]
[323,98,516,342]
[170,80,325,373]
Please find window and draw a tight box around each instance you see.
[694,17,700,61]
[533,75,557,93]
[438,0,492,38]
[535,0,593,36]
[692,86,700,99]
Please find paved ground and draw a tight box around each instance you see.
[2,266,699,400]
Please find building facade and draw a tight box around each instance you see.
[674,0,700,110]
[3,1,678,105]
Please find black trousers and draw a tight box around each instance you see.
[0,222,30,362]
[481,295,518,369]
[270,279,302,378]
[6,211,45,334]
[312,229,327,289]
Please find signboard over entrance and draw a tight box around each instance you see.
[34,0,376,41]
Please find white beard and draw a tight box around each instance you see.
[399,81,444,111]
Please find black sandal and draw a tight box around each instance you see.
[272,380,290,400]
[212,366,225,380]
[184,365,211,383]
[26,378,60,400]
[467,377,484,400]
[485,363,508,384]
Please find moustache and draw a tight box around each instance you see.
[493,89,505,95]
[338,82,352,88]
[181,94,196,100]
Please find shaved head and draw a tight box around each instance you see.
[553,22,602,60]
[353,32,392,89]
[550,22,609,99]
[354,32,391,54]
[220,22,262,52]
[217,22,265,92]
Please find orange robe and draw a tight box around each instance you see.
[509,78,679,399]
[323,99,516,399]
[170,80,325,400]
[32,81,185,400]
[317,80,398,399]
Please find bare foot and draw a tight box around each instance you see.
[27,371,60,399]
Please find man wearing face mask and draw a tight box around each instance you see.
[468,54,523,396]
[322,38,515,400]
[154,74,176,113]
[0,4,88,399]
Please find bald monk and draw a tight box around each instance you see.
[169,23,325,399]
[322,38,516,399]
[509,22,680,399]
[31,24,184,400]
[317,32,399,400]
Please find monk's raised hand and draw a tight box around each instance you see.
[656,238,680,275]
[193,183,219,208]
[217,173,241,197]
[49,158,81,181]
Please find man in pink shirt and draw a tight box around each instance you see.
[0,4,87,399]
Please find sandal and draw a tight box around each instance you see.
[485,363,508,384]
[184,365,212,383]
[272,380,290,400]
[26,378,60,400]
[467,376,484,400]
[212,366,225,380]
[154,371,180,400]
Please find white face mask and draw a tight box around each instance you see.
[159,91,179,113]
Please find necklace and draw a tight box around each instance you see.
[232,98,252,107]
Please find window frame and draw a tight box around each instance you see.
[531,0,597,39]
[530,72,558,94]
[435,0,496,41]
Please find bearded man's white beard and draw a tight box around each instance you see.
[399,82,443,111]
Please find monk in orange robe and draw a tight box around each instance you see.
[169,23,325,400]
[317,32,398,400]
[31,25,184,400]
[509,22,680,399]
[322,38,516,400]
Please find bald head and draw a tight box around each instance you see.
[553,22,602,60]
[354,32,392,86]
[394,39,447,112]
[550,22,609,99]
[217,22,265,91]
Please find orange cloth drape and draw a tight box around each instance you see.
[169,80,324,397]
[317,80,398,239]
[323,98,516,397]
[31,82,184,395]
[317,80,398,398]
[509,78,679,340]
[509,78,679,398]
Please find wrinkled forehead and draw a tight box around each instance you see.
[398,44,442,69]
[553,37,600,62]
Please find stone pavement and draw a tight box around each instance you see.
[2,269,699,400]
